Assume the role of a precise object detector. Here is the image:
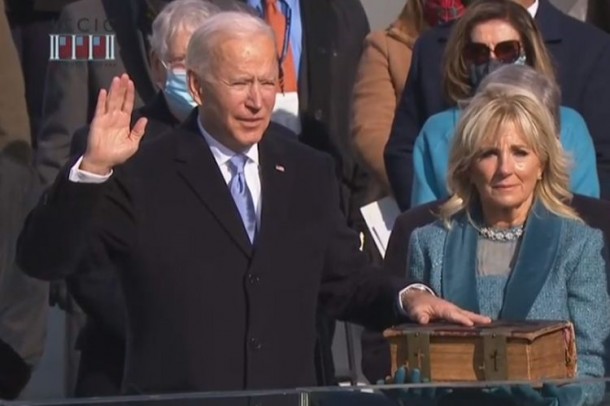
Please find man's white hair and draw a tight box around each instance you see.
[186,11,275,80]
[150,0,221,61]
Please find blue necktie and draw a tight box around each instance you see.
[228,154,256,243]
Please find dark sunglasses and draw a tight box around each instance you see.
[463,40,523,65]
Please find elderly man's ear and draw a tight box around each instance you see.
[150,50,167,90]
[187,70,204,105]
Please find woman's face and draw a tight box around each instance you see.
[469,19,522,59]
[466,20,525,89]
[470,120,543,223]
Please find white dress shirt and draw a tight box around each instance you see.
[529,0,539,17]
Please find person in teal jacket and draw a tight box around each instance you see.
[406,71,609,405]
[412,108,599,206]
[412,65,599,207]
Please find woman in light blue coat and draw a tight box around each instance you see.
[406,71,610,405]
[410,5,599,207]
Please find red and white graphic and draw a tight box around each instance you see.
[91,35,115,60]
[49,35,73,60]
[74,35,89,59]
[49,34,115,61]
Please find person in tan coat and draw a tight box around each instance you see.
[350,1,425,194]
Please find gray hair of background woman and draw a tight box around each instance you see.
[468,64,562,135]
[440,64,578,225]
[186,11,274,81]
[150,0,221,62]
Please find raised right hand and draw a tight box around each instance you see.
[81,74,148,175]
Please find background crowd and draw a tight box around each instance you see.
[1,0,610,402]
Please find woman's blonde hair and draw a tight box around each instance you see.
[438,70,580,225]
[443,0,556,104]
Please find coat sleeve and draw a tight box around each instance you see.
[351,32,403,191]
[567,228,610,403]
[384,39,426,211]
[317,156,408,331]
[17,163,135,282]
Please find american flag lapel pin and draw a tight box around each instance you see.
[275,164,285,173]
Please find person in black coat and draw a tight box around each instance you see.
[62,0,256,397]
[18,13,488,394]
[385,0,610,210]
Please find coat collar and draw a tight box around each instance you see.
[173,113,292,259]
[387,26,417,49]
[442,200,562,319]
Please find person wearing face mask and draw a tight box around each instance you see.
[70,0,253,156]
[410,0,599,206]
[385,0,610,211]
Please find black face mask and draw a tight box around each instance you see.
[469,59,505,90]
[468,55,527,91]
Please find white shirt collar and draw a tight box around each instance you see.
[528,0,539,17]
[196,114,259,167]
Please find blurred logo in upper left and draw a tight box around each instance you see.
[49,34,116,62]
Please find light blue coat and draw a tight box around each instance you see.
[407,203,610,404]
[411,107,600,207]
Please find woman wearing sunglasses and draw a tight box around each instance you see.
[410,0,599,207]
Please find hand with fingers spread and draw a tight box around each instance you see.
[81,74,148,175]
[400,290,492,326]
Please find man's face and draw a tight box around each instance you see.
[192,34,278,152]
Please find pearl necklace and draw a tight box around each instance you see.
[478,225,524,242]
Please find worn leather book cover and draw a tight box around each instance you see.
[383,320,577,382]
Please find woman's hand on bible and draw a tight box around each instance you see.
[81,74,148,175]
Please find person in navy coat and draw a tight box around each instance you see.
[385,0,610,210]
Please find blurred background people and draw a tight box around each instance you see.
[350,0,453,196]
[410,0,598,206]
[0,1,48,399]
[385,0,610,211]
[0,0,31,164]
[0,153,48,400]
[6,0,78,147]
